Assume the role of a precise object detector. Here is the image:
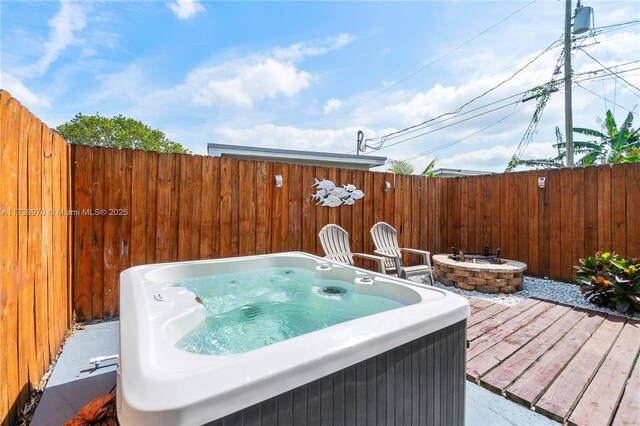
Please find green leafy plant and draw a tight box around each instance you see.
[57,113,189,153]
[575,252,640,314]
[421,157,437,177]
[387,159,415,175]
[508,109,640,171]
[387,157,437,176]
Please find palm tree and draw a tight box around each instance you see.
[387,159,415,175]
[387,158,438,176]
[421,157,438,176]
[508,110,639,170]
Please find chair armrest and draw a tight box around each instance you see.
[352,253,386,274]
[374,250,403,275]
[399,248,432,267]
[374,249,400,258]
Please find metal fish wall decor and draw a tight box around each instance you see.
[311,178,364,207]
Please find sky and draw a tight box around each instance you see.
[1,0,639,172]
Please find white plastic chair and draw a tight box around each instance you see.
[319,224,385,273]
[369,222,434,283]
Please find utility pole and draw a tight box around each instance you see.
[564,0,575,166]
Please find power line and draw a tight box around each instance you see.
[398,104,529,161]
[396,71,640,164]
[576,84,639,115]
[347,65,639,155]
[371,101,526,153]
[358,38,562,150]
[365,31,638,135]
[367,72,638,165]
[506,43,567,167]
[352,27,638,154]
[578,48,640,94]
[592,20,640,31]
[369,92,526,144]
[344,34,638,158]
[319,0,538,129]
[362,45,565,133]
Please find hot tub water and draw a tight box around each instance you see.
[174,267,405,355]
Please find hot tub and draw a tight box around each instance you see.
[117,252,469,425]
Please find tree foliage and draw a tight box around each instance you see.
[387,159,415,175]
[387,158,438,176]
[421,157,438,176]
[508,110,639,170]
[56,113,188,153]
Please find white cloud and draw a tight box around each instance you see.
[213,124,392,153]
[436,143,559,172]
[1,72,51,108]
[33,1,87,76]
[91,33,354,111]
[272,33,355,62]
[191,58,314,107]
[323,98,342,114]
[184,34,354,107]
[169,0,206,20]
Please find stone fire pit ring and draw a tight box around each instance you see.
[432,254,527,294]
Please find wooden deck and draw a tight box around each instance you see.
[465,296,640,426]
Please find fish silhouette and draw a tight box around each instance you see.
[329,187,349,198]
[317,195,342,207]
[350,190,364,200]
[312,178,335,191]
[343,197,356,205]
[310,188,329,200]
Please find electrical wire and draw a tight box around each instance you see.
[576,84,639,116]
[349,23,638,154]
[507,47,565,164]
[398,104,530,161]
[368,92,526,144]
[347,66,640,155]
[592,20,640,31]
[319,0,538,129]
[578,48,640,94]
[369,19,640,166]
[358,38,562,150]
[362,44,565,133]
[371,101,527,154]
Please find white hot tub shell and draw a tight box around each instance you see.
[117,252,470,425]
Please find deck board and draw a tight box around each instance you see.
[465,296,639,426]
[467,298,540,341]
[480,307,584,392]
[467,303,510,328]
[468,304,570,379]
[612,342,640,426]
[535,315,625,422]
[504,311,605,407]
[468,298,494,314]
[466,301,550,360]
[568,320,640,426]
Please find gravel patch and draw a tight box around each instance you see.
[410,275,638,319]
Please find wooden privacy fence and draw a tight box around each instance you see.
[0,92,72,426]
[437,165,639,281]
[72,143,640,321]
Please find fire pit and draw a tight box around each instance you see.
[432,249,526,294]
